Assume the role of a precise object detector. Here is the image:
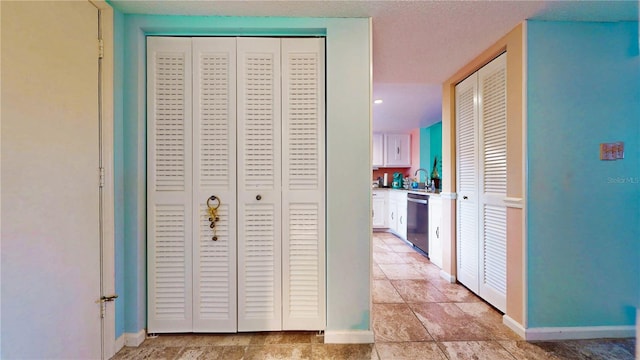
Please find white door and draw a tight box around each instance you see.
[281,38,326,330]
[147,37,194,333]
[237,37,283,331]
[455,73,480,294]
[477,53,507,312]
[2,1,103,358]
[192,38,238,332]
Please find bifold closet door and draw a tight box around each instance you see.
[477,53,507,312]
[147,37,194,333]
[148,37,239,333]
[192,38,238,332]
[281,38,326,330]
[237,38,283,332]
[455,53,507,312]
[455,73,480,295]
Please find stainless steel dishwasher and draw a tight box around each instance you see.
[407,193,429,256]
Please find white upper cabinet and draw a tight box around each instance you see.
[380,133,411,167]
[372,133,384,168]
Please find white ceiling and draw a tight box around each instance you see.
[110,0,639,132]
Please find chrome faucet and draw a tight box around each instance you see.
[414,168,428,179]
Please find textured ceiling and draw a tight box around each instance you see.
[110,0,639,132]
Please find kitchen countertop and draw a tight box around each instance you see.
[372,187,441,196]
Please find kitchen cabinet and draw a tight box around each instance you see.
[372,133,384,168]
[372,133,411,168]
[387,190,407,240]
[455,52,507,312]
[428,196,442,268]
[372,190,387,229]
[384,134,411,167]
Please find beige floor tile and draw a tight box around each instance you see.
[249,331,315,345]
[373,279,405,303]
[244,344,312,360]
[373,242,393,253]
[439,341,516,360]
[455,302,520,340]
[429,281,481,302]
[376,342,447,360]
[498,341,564,360]
[410,303,492,341]
[176,346,246,360]
[372,303,433,342]
[312,343,375,360]
[387,244,416,253]
[410,262,442,278]
[400,251,431,264]
[372,263,387,279]
[378,264,425,280]
[381,236,407,246]
[373,251,407,264]
[391,280,450,303]
[184,334,252,346]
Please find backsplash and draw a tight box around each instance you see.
[372,167,412,182]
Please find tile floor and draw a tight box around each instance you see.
[112,232,636,359]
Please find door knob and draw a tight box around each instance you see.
[256,195,262,201]
[463,196,468,200]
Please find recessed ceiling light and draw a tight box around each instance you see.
[374,99,383,104]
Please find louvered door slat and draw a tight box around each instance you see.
[455,73,480,294]
[281,38,325,330]
[478,53,507,311]
[237,37,282,332]
[192,38,237,332]
[147,37,194,333]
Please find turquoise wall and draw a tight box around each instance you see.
[527,20,639,328]
[113,8,125,339]
[419,122,442,184]
[114,14,372,335]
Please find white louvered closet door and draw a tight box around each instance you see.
[147,37,194,333]
[281,38,326,330]
[477,53,507,312]
[237,38,283,331]
[455,73,480,295]
[192,38,238,332]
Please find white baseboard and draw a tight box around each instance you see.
[115,334,125,353]
[503,315,526,339]
[323,330,375,344]
[124,329,147,347]
[439,270,455,283]
[525,325,635,341]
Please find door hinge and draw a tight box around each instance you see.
[98,38,104,59]
[99,167,105,188]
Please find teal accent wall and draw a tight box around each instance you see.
[113,8,125,339]
[114,14,371,335]
[419,122,442,184]
[527,20,640,328]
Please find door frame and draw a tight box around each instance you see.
[89,0,117,358]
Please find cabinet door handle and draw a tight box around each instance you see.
[372,210,374,218]
[256,195,262,201]
[400,215,403,224]
[436,226,439,238]
[397,146,400,155]
[391,212,394,220]
[463,196,468,200]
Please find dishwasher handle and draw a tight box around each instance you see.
[407,197,428,205]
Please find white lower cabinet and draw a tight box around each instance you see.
[147,36,326,333]
[428,196,442,268]
[387,190,407,240]
[372,190,387,229]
